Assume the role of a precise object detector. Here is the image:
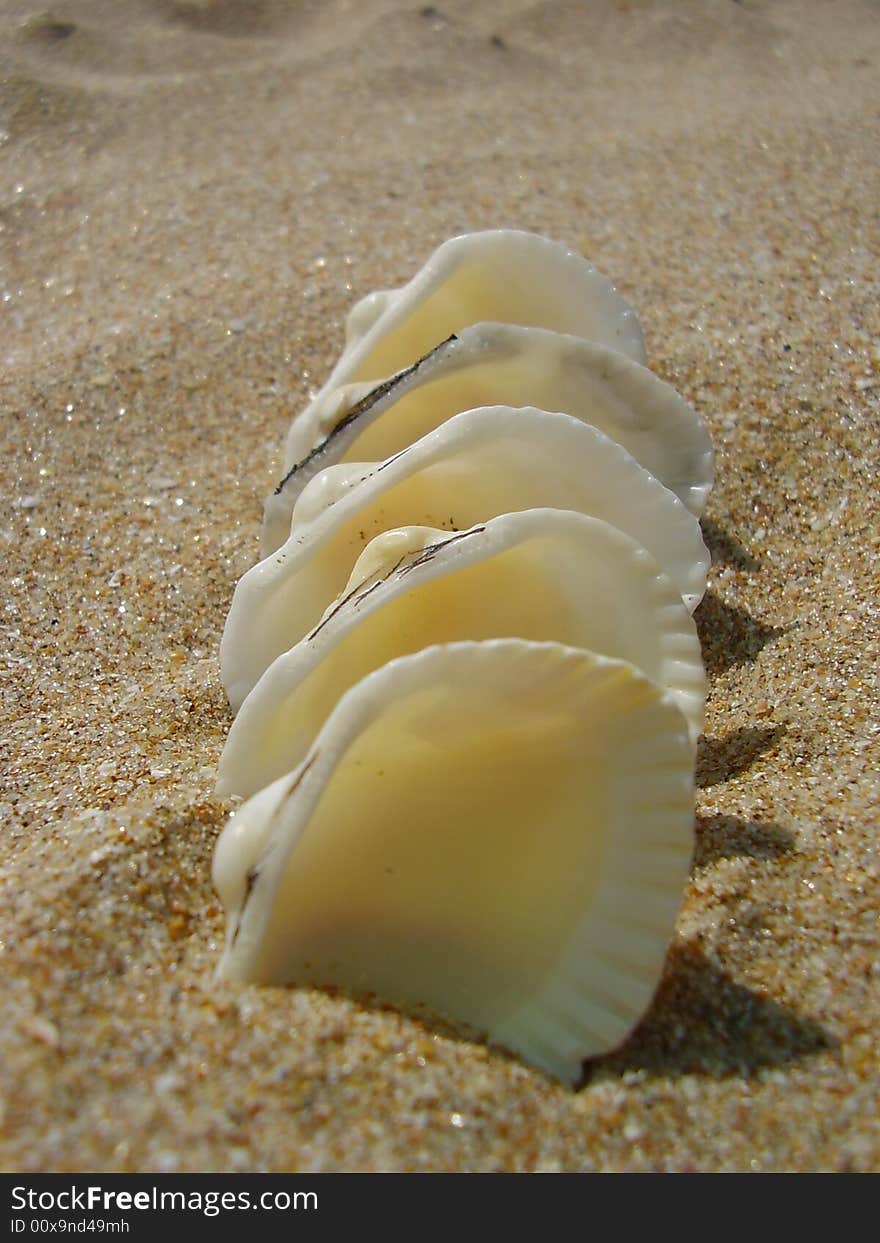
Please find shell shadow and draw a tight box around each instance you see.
[694,590,786,677]
[693,813,796,869]
[580,942,835,1085]
[696,724,785,788]
[700,518,761,571]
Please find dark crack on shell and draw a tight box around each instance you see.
[231,752,320,946]
[273,334,458,498]
[396,526,486,576]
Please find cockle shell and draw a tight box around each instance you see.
[213,639,695,1087]
[265,322,713,555]
[224,405,708,712]
[301,227,645,417]
[216,508,705,800]
[211,229,715,1080]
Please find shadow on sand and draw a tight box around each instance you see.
[695,590,786,677]
[696,724,785,788]
[693,812,795,869]
[700,517,762,571]
[580,942,835,1085]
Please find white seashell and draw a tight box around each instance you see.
[213,639,695,1086]
[225,405,709,712]
[216,508,705,800]
[211,230,715,1077]
[266,322,712,555]
[311,226,644,398]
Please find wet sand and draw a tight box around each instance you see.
[1,0,878,1171]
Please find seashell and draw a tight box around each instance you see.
[311,226,644,398]
[211,230,715,1079]
[224,405,709,712]
[216,508,705,800]
[213,639,695,1087]
[265,322,712,556]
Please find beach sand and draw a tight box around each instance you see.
[1,0,878,1171]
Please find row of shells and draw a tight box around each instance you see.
[212,230,713,1085]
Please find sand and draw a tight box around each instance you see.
[1,0,878,1172]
